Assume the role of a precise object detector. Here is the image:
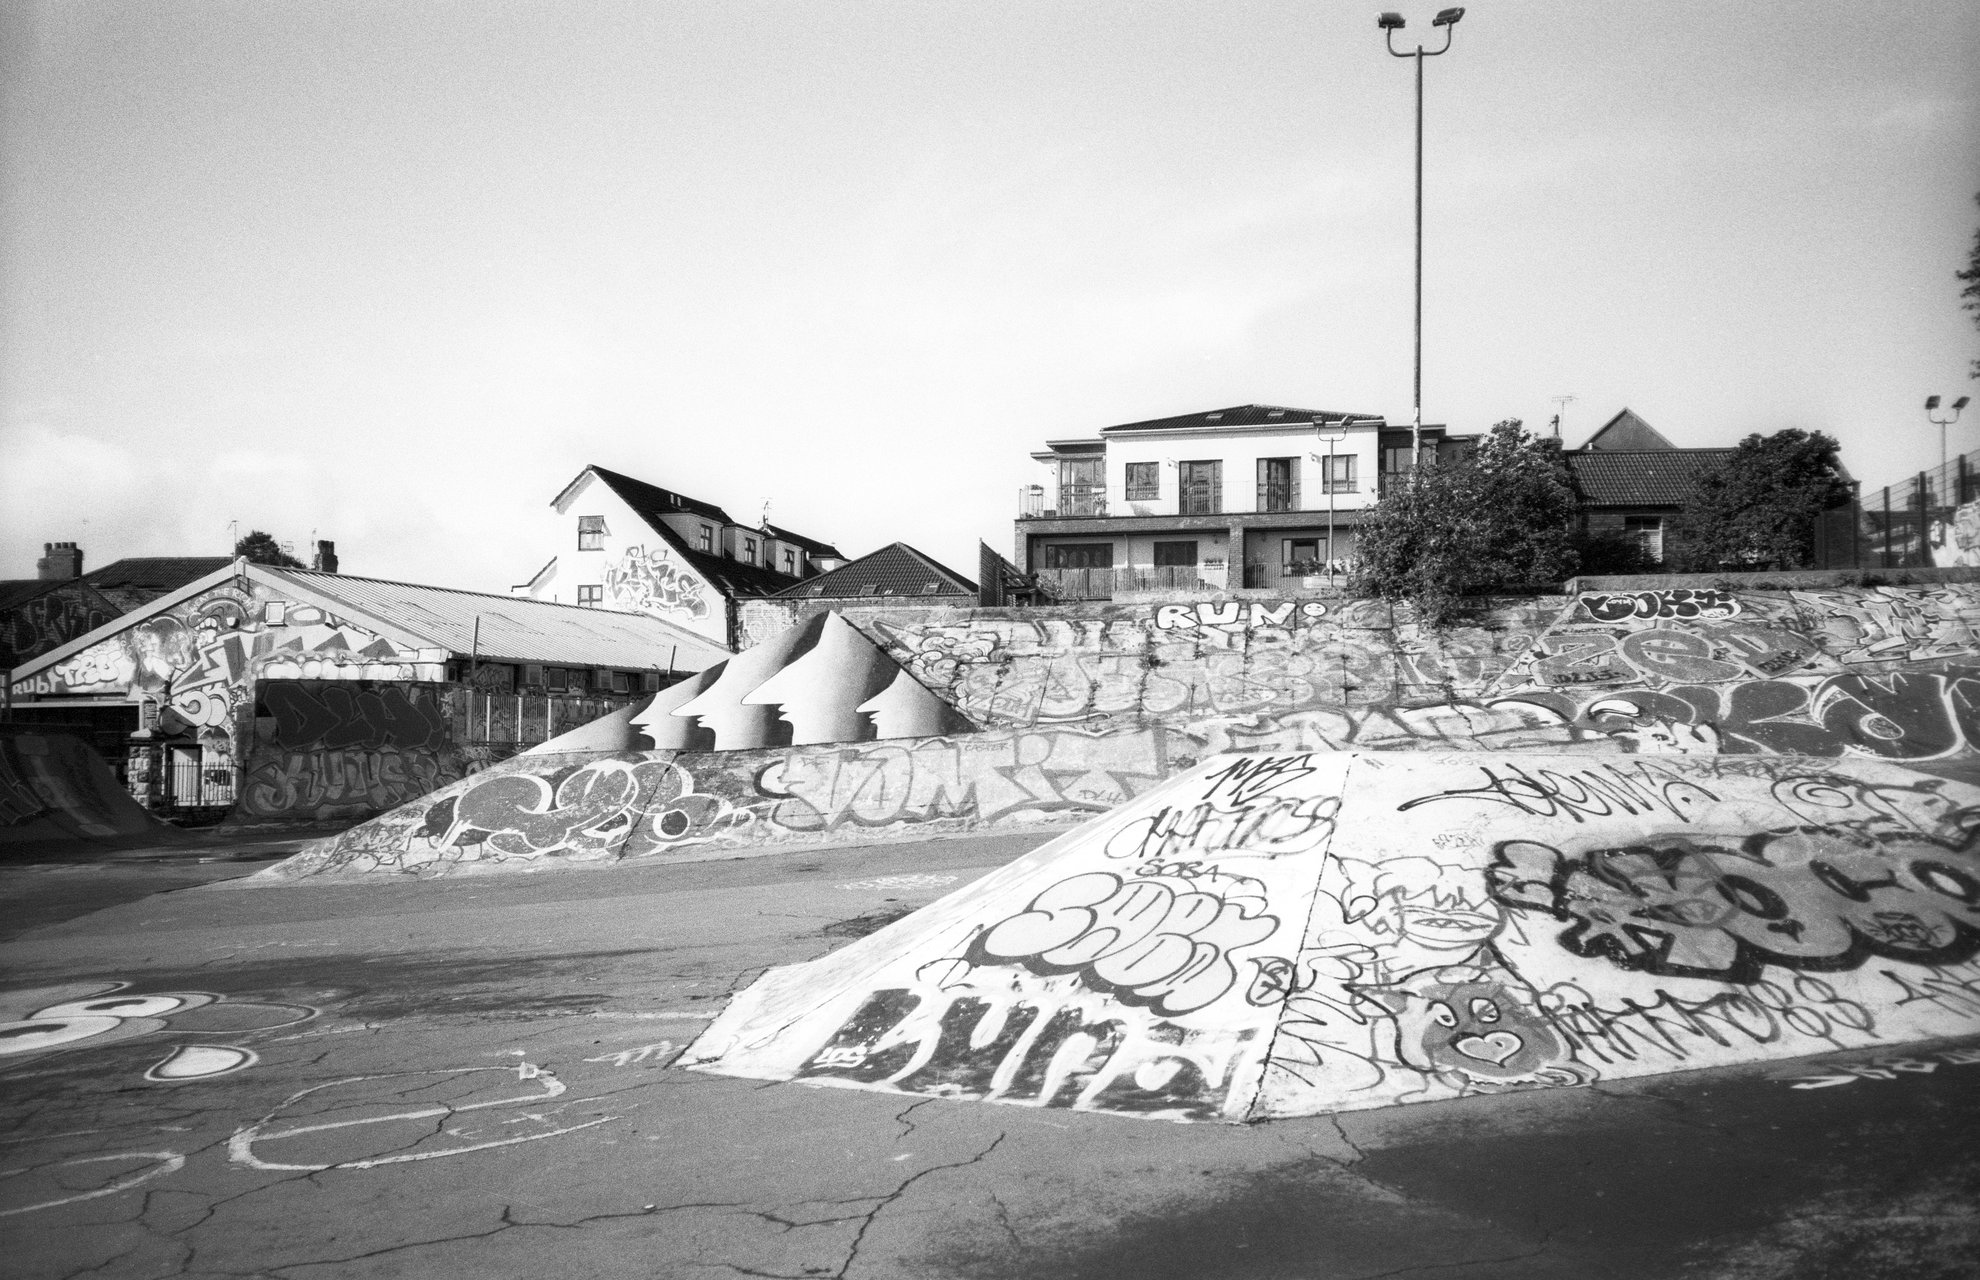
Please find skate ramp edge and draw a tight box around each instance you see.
[0,730,187,859]
[681,750,1980,1122]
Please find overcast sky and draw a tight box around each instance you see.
[3,1,1976,589]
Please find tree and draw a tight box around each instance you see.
[1664,429,1852,573]
[1350,419,1579,625]
[1961,191,1980,379]
[234,530,305,568]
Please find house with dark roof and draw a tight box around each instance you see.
[1,543,235,671]
[1016,404,1475,597]
[514,465,846,650]
[773,542,976,604]
[1562,410,1734,563]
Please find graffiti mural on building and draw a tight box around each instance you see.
[0,585,116,670]
[603,545,709,622]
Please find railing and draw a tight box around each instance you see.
[167,756,236,808]
[1035,566,1210,600]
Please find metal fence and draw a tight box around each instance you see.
[1813,450,1980,570]
[1034,567,1210,600]
[166,752,235,808]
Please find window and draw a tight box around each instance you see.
[1179,461,1221,515]
[1257,458,1298,512]
[698,525,713,552]
[1624,515,1665,562]
[1058,456,1105,516]
[743,536,758,565]
[782,548,796,575]
[1322,454,1358,493]
[1042,543,1114,569]
[1125,461,1160,501]
[1153,541,1197,567]
[577,515,606,550]
[1284,538,1324,576]
[576,584,603,607]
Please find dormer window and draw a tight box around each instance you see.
[743,536,758,565]
[698,524,713,552]
[577,515,607,550]
[782,549,796,575]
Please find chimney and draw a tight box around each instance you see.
[312,540,339,574]
[36,542,82,581]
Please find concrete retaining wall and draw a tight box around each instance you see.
[269,582,1980,879]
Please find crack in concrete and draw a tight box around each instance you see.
[831,1131,1007,1280]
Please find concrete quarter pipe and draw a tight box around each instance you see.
[683,750,1980,1121]
[0,729,184,859]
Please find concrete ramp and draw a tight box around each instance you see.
[682,751,1980,1121]
[0,730,186,859]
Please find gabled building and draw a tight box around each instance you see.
[773,542,977,605]
[7,560,726,818]
[516,465,846,650]
[1561,409,1734,563]
[1016,404,1473,598]
[1,544,232,671]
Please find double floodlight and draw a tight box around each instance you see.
[1926,395,1971,413]
[1377,7,1464,28]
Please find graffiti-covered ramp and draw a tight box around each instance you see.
[682,751,1980,1122]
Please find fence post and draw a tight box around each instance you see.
[1883,485,1893,568]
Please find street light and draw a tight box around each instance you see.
[1926,395,1971,471]
[1314,418,1350,586]
[1379,7,1464,474]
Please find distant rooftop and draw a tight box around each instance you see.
[1100,404,1386,435]
[775,543,976,601]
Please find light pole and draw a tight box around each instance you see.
[1926,395,1970,471]
[1379,7,1464,475]
[1315,419,1350,586]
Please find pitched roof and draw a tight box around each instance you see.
[582,465,735,524]
[1100,404,1384,434]
[267,569,731,668]
[1576,409,1676,452]
[762,522,844,558]
[1565,450,1733,507]
[572,465,843,596]
[773,543,977,600]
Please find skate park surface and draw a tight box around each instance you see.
[3,827,1977,1279]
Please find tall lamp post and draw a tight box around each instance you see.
[1926,395,1970,472]
[1314,419,1350,585]
[1378,7,1464,474]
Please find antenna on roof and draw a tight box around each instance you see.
[759,498,772,529]
[1549,395,1576,440]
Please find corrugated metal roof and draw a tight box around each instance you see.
[774,543,977,600]
[275,570,730,669]
[1101,404,1384,434]
[1565,450,1732,507]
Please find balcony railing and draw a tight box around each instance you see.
[1034,566,1215,600]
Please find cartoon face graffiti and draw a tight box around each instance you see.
[1361,973,1588,1092]
[1335,855,1503,968]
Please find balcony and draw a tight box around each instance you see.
[1034,566,1212,600]
[1020,484,1107,519]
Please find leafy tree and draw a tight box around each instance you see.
[1350,419,1579,625]
[234,530,305,568]
[1573,527,1664,576]
[1664,429,1852,573]
[1961,191,1980,379]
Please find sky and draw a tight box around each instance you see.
[2,0,1977,590]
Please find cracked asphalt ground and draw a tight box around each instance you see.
[4,832,1979,1280]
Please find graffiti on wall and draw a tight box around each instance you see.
[604,545,709,622]
[1930,501,1980,569]
[684,751,1980,1122]
[10,583,444,811]
[0,585,116,670]
[235,682,460,821]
